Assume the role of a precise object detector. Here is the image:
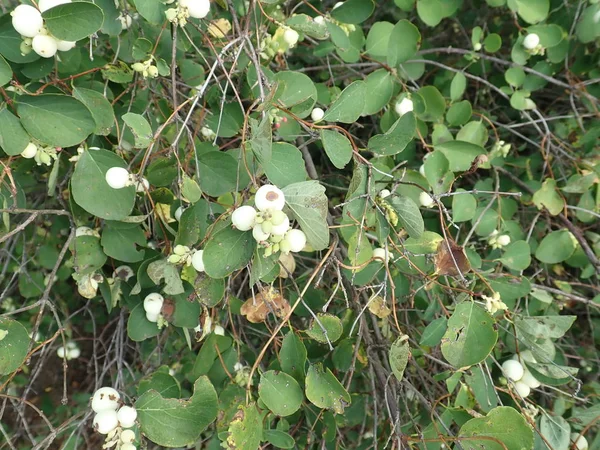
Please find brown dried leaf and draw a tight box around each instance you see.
[434,240,471,276]
[241,287,290,323]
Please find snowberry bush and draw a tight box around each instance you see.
[0,0,599,448]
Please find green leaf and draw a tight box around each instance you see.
[203,227,256,278]
[514,315,576,340]
[450,72,467,101]
[499,240,531,271]
[127,303,161,341]
[447,101,472,127]
[419,317,448,346]
[42,2,104,41]
[435,140,487,172]
[305,313,343,344]
[71,236,107,275]
[539,414,570,450]
[198,151,239,197]
[323,80,366,124]
[535,230,576,264]
[73,87,115,136]
[274,71,317,118]
[457,121,488,147]
[286,14,329,40]
[192,334,232,377]
[122,113,153,148]
[330,0,375,24]
[249,116,272,164]
[101,221,146,263]
[181,175,202,203]
[368,112,416,156]
[532,179,563,216]
[136,376,217,447]
[17,94,95,147]
[365,21,394,58]
[484,33,502,52]
[279,331,307,385]
[282,181,330,250]
[225,403,262,450]
[0,107,30,156]
[175,200,210,247]
[147,259,185,295]
[263,142,308,187]
[193,273,225,307]
[389,195,424,238]
[416,0,461,26]
[387,20,421,66]
[138,368,181,398]
[263,430,295,449]
[147,158,178,187]
[423,150,450,192]
[71,149,136,220]
[0,54,11,87]
[510,0,549,24]
[259,371,303,417]
[133,0,167,24]
[441,302,498,368]
[362,69,394,116]
[305,363,351,414]
[0,317,30,375]
[205,103,244,138]
[414,85,446,122]
[452,191,477,222]
[527,361,578,386]
[459,406,534,450]
[320,129,353,169]
[326,21,350,51]
[389,335,410,382]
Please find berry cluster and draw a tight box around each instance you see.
[166,0,210,27]
[231,185,307,257]
[91,387,138,450]
[488,230,511,249]
[105,167,149,193]
[11,0,77,58]
[131,58,159,79]
[20,141,58,166]
[56,341,80,360]
[501,351,541,398]
[167,245,205,273]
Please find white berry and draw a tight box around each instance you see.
[283,28,299,47]
[105,167,130,189]
[419,192,435,208]
[513,380,531,398]
[379,189,391,199]
[143,293,164,315]
[91,387,120,413]
[520,370,540,389]
[496,235,511,246]
[56,40,76,52]
[121,444,137,450]
[394,97,413,116]
[271,214,290,236]
[145,311,159,323]
[39,0,71,12]
[21,142,38,159]
[174,206,185,221]
[255,184,285,212]
[214,325,225,336]
[523,33,540,50]
[571,433,589,450]
[313,16,325,24]
[11,5,44,38]
[117,405,137,428]
[231,205,257,231]
[502,359,524,381]
[32,35,58,58]
[373,247,391,263]
[93,410,119,434]
[67,346,81,359]
[119,14,133,30]
[252,224,270,242]
[134,176,149,193]
[285,229,307,253]
[311,107,325,122]
[190,249,205,272]
[121,429,136,443]
[179,0,210,18]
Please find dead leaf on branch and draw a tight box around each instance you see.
[434,240,471,277]
[241,287,290,323]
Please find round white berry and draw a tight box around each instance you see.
[496,235,511,246]
[91,387,120,413]
[520,370,540,389]
[513,380,531,398]
[379,189,391,199]
[313,15,325,24]
[311,107,325,122]
[145,311,159,323]
[473,42,482,51]
[39,0,71,12]
[419,164,426,176]
[117,405,137,428]
[57,346,66,358]
[143,293,164,315]
[283,28,299,47]
[11,5,44,38]
[134,176,149,193]
[56,40,76,52]
[93,410,119,434]
[571,433,589,450]
[394,97,413,117]
[67,346,81,359]
[373,247,391,262]
[174,206,185,221]
[21,142,38,159]
[523,33,540,50]
[105,167,131,189]
[255,185,285,212]
[179,0,210,18]
[120,429,136,444]
[231,205,257,231]
[285,229,307,253]
[502,359,524,381]
[252,224,270,242]
[32,35,58,58]
[419,192,435,208]
[121,444,137,450]
[191,249,205,272]
[214,324,225,336]
[271,214,290,236]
